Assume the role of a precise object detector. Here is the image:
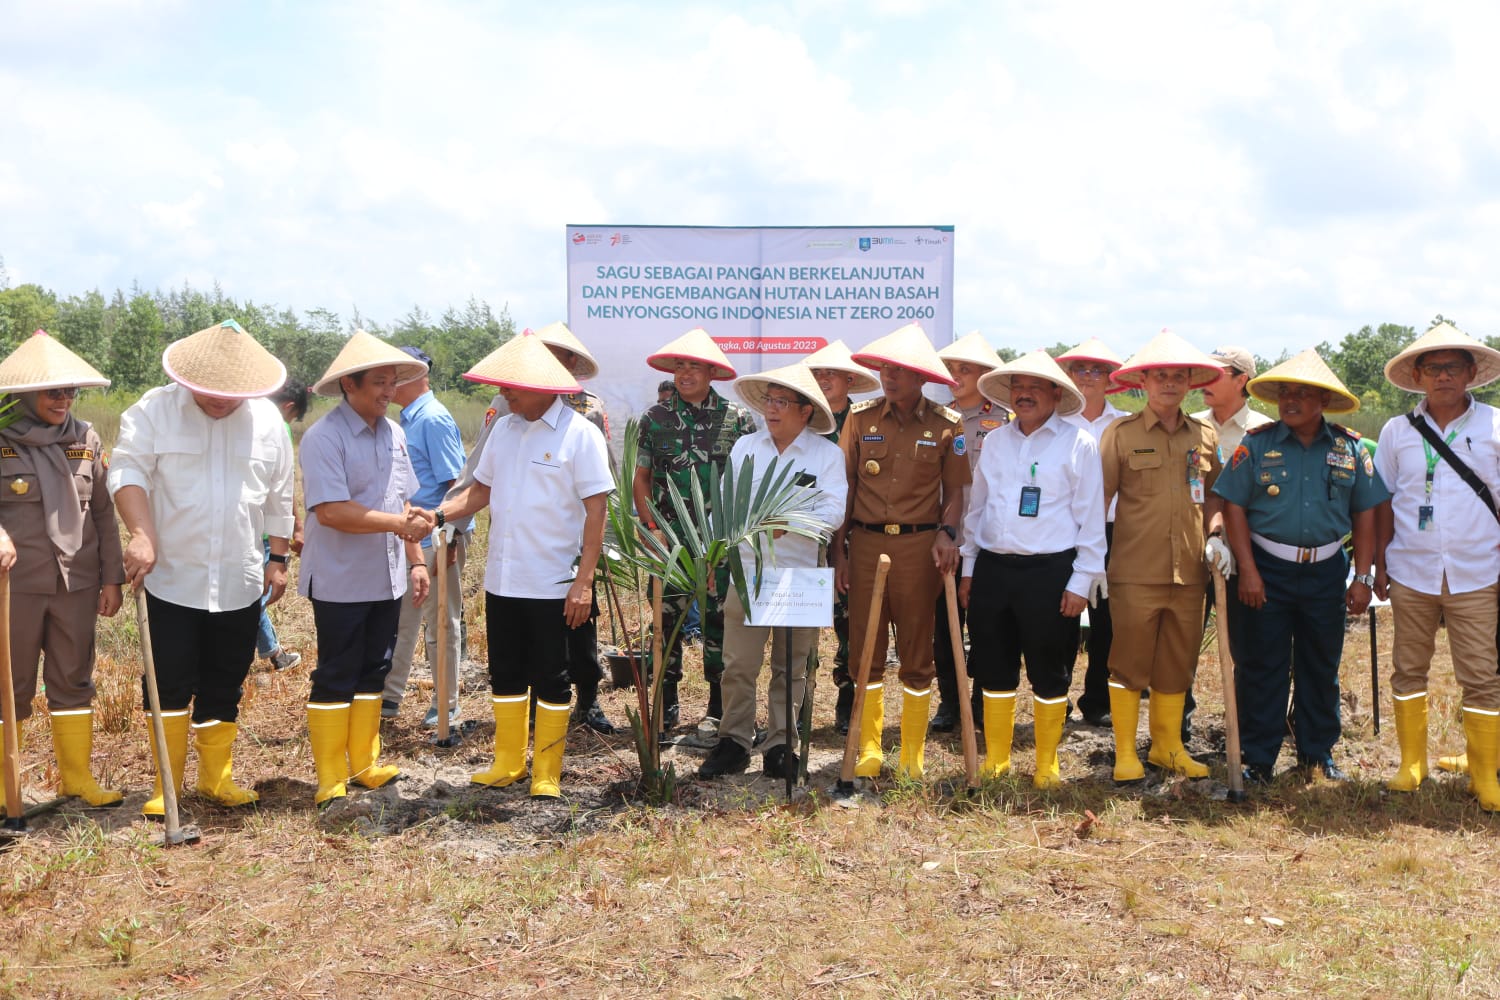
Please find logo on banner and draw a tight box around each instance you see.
[572,232,586,244]
[610,233,633,247]
[859,236,895,252]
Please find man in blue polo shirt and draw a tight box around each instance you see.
[383,347,468,727]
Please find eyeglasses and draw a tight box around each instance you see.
[1144,370,1191,386]
[43,387,79,400]
[764,395,807,411]
[1417,361,1471,378]
[1068,365,1111,378]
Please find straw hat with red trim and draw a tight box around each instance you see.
[851,324,956,386]
[647,328,736,380]
[1248,349,1360,414]
[531,321,600,381]
[1056,336,1129,395]
[163,320,287,399]
[938,330,1003,372]
[0,330,110,394]
[312,329,428,397]
[732,363,836,436]
[978,350,1085,417]
[801,339,879,394]
[1383,322,1500,393]
[1110,329,1222,390]
[464,332,582,394]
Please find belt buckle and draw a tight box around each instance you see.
[1298,546,1313,563]
[884,523,901,536]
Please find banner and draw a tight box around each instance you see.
[565,225,955,438]
[744,567,835,628]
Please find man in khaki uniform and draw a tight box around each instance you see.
[832,324,970,780]
[1100,330,1227,783]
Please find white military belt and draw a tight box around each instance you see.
[1250,532,1343,564]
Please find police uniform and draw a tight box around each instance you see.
[842,394,970,778]
[1215,419,1388,776]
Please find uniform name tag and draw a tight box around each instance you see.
[65,448,95,461]
[862,435,884,442]
[915,439,938,448]
[0,448,15,459]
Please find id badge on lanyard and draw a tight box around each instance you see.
[1188,448,1205,504]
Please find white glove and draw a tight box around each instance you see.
[1204,535,1235,578]
[1088,577,1108,608]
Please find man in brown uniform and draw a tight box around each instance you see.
[832,324,970,780]
[1100,330,1227,782]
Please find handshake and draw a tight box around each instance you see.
[398,504,437,543]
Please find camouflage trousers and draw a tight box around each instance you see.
[650,562,729,685]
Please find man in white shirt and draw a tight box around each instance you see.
[109,321,294,816]
[437,334,613,799]
[1193,346,1274,459]
[698,364,847,780]
[1375,323,1500,811]
[958,351,1105,788]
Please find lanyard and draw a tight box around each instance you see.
[1421,411,1470,501]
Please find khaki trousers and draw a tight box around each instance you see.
[384,536,466,710]
[1389,577,1500,710]
[848,530,941,689]
[7,586,99,720]
[1107,582,1205,694]
[719,588,817,753]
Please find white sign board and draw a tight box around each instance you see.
[744,567,835,629]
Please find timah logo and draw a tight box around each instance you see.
[858,237,871,252]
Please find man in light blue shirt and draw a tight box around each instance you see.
[383,347,468,726]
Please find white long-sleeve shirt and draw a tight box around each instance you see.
[108,384,294,612]
[725,428,847,571]
[960,411,1107,598]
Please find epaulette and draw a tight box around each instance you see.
[1246,422,1277,436]
[934,403,961,423]
[1329,422,1361,440]
[851,398,881,414]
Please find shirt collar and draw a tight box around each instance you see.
[673,388,724,417]
[878,394,933,423]
[332,399,379,437]
[1141,405,1190,433]
[539,395,566,429]
[400,390,434,422]
[1269,418,1334,446]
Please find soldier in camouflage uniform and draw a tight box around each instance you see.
[632,329,757,734]
[806,340,880,734]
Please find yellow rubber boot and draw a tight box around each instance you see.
[143,710,191,818]
[1146,691,1209,778]
[1436,751,1469,774]
[1462,707,1500,812]
[193,720,259,807]
[306,702,351,806]
[1032,695,1069,789]
[473,692,530,787]
[1110,682,1145,783]
[854,682,885,778]
[980,690,1016,779]
[897,684,931,781]
[530,699,571,799]
[50,709,123,807]
[348,694,400,789]
[1387,692,1428,792]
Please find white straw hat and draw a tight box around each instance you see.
[851,324,956,386]
[464,331,582,394]
[1249,349,1360,414]
[313,329,429,397]
[938,331,1003,372]
[802,339,879,394]
[978,350,1085,417]
[163,320,287,399]
[732,363,836,435]
[1110,329,1222,390]
[531,321,600,381]
[647,328,736,380]
[1056,337,1129,395]
[0,330,110,394]
[1384,322,1500,393]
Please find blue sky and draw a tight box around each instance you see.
[4,0,1499,360]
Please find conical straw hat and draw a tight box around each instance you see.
[1249,349,1359,414]
[851,323,956,386]
[1384,322,1500,392]
[647,328,736,380]
[1056,336,1129,395]
[163,320,287,399]
[531,321,600,381]
[732,363,836,436]
[464,331,581,394]
[1110,329,1222,390]
[938,330,1003,372]
[0,330,110,393]
[312,329,428,397]
[978,350,1085,417]
[801,339,879,394]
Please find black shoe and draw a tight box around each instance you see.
[1242,763,1274,785]
[706,679,723,721]
[835,684,854,735]
[661,682,680,732]
[576,701,616,735]
[1081,710,1111,728]
[698,739,750,779]
[930,701,958,733]
[762,744,798,779]
[1300,756,1349,782]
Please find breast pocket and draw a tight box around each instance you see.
[913,441,941,465]
[1124,451,1163,495]
[155,433,205,509]
[1326,465,1355,501]
[0,473,42,506]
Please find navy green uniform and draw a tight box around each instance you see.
[635,387,757,687]
[1213,420,1390,771]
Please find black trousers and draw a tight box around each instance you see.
[966,549,1079,700]
[487,593,571,704]
[934,593,969,704]
[142,592,260,723]
[309,597,402,703]
[568,589,603,699]
[1076,523,1113,718]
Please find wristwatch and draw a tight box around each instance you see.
[940,525,957,541]
[267,553,289,564]
[1353,573,1376,588]
[435,508,446,529]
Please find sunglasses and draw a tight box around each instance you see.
[43,387,79,400]
[1068,365,1111,378]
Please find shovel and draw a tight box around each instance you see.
[1,576,25,834]
[1210,568,1247,804]
[835,554,891,796]
[136,590,201,846]
[943,574,979,789]
[431,527,463,748]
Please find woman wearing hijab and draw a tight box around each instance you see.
[0,330,125,809]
